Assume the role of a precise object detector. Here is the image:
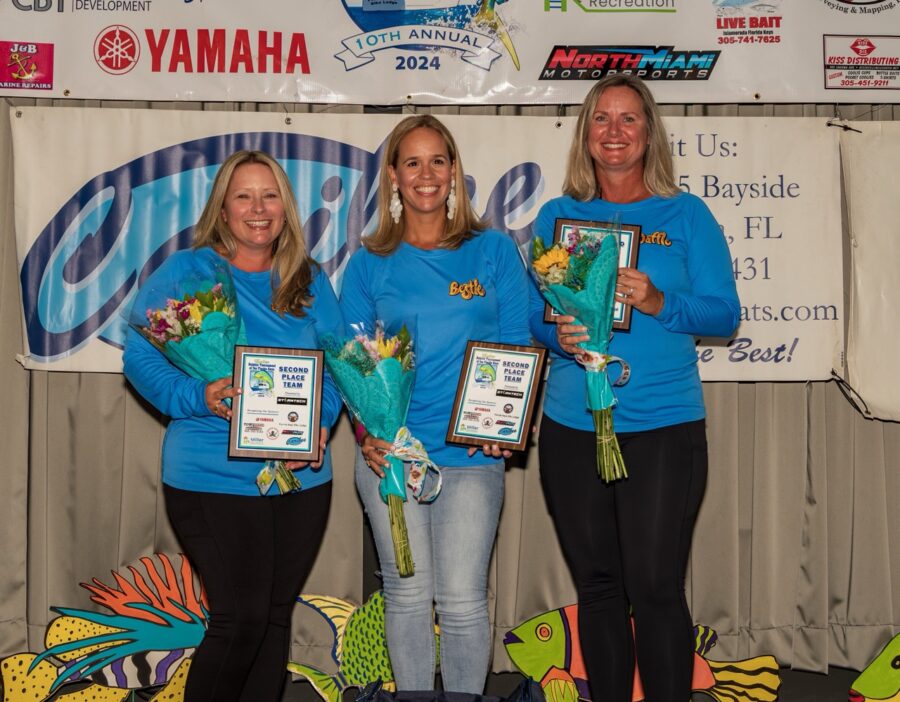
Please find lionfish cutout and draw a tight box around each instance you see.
[1,553,207,702]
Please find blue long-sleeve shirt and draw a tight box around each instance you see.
[530,193,740,433]
[340,230,531,466]
[124,247,343,496]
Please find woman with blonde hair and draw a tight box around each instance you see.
[340,115,530,692]
[124,150,343,702]
[530,75,740,702]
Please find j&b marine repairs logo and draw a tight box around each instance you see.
[540,45,720,80]
[335,0,521,72]
[1,41,53,89]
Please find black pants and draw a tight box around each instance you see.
[164,483,332,702]
[538,416,707,702]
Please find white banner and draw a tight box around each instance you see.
[1,0,899,104]
[11,108,842,379]
[842,122,900,421]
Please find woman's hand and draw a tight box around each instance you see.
[286,427,329,471]
[616,267,665,316]
[205,377,240,420]
[467,443,513,459]
[554,314,590,356]
[361,433,394,479]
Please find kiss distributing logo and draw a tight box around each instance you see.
[94,25,140,74]
[1,41,54,89]
[851,37,876,56]
[540,45,720,80]
[335,0,520,72]
[21,132,542,362]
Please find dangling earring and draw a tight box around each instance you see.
[389,182,403,224]
[446,179,457,221]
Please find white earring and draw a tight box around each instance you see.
[389,182,403,224]
[446,180,457,221]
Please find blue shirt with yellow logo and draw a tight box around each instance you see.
[124,247,344,496]
[340,229,531,467]
[530,193,740,434]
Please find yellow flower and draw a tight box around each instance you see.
[376,335,399,359]
[533,247,569,276]
[188,300,203,324]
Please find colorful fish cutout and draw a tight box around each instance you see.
[1,554,205,702]
[290,591,441,702]
[850,632,900,702]
[503,604,781,702]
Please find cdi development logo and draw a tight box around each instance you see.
[1,40,54,89]
[9,0,64,10]
[20,132,542,363]
[335,0,521,72]
[540,45,720,80]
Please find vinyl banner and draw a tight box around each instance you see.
[12,108,842,380]
[1,0,899,104]
[842,123,900,421]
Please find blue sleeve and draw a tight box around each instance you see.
[123,324,212,419]
[655,198,740,338]
[123,254,213,419]
[338,249,377,336]
[494,233,532,347]
[527,203,568,356]
[309,269,345,429]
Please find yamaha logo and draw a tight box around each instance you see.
[94,25,140,74]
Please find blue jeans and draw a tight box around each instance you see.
[355,450,505,693]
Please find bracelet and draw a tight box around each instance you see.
[354,422,368,446]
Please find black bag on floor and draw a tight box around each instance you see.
[355,678,545,702]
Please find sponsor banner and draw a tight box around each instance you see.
[824,35,900,90]
[842,123,900,421]
[11,108,842,380]
[0,0,898,103]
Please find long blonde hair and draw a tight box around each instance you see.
[364,115,486,256]
[563,74,679,201]
[193,150,316,316]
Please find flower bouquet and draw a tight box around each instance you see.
[321,323,439,577]
[532,227,628,482]
[130,257,300,494]
[135,268,244,381]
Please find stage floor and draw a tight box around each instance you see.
[281,667,861,701]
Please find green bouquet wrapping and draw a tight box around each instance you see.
[532,228,629,482]
[321,323,440,577]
